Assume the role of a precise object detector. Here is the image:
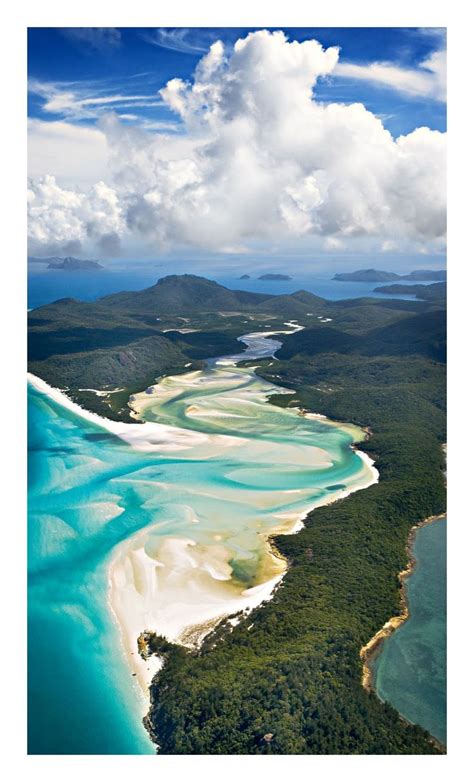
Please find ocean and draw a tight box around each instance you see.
[27,267,433,309]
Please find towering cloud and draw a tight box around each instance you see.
[28,30,446,256]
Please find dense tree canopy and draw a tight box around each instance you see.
[145,303,446,754]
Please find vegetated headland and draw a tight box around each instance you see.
[333,268,446,283]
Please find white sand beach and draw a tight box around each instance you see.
[28,324,378,714]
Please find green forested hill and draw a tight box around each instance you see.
[98,274,272,314]
[277,309,446,362]
[28,335,190,389]
[27,275,345,417]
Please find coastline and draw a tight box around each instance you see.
[359,512,446,749]
[107,332,379,686]
[107,451,379,706]
[360,512,446,689]
[27,371,241,454]
[28,329,380,731]
[107,535,287,702]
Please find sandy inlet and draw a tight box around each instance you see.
[105,325,378,696]
[28,323,379,702]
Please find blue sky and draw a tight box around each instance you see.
[28,27,446,137]
[27,27,446,269]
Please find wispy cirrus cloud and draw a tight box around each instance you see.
[28,79,167,121]
[142,28,209,55]
[59,28,122,51]
[335,48,446,102]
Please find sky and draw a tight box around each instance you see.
[27,27,446,271]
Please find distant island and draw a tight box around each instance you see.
[239,274,250,280]
[47,257,104,271]
[258,273,292,280]
[403,270,447,281]
[28,256,104,271]
[333,268,446,283]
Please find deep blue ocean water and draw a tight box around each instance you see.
[27,267,432,309]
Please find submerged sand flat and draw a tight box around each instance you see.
[108,328,378,691]
[29,326,378,711]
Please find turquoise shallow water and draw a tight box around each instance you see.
[371,518,447,744]
[28,331,374,755]
[28,389,156,754]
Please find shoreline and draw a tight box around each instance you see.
[107,449,379,708]
[106,531,287,703]
[28,326,380,735]
[360,512,446,689]
[107,327,379,669]
[27,371,241,454]
[359,512,446,750]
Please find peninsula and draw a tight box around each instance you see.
[333,268,446,283]
[374,282,446,302]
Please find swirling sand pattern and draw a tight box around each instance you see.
[28,327,377,754]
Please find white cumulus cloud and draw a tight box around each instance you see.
[28,175,124,256]
[28,29,446,257]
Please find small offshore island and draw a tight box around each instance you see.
[47,257,104,271]
[258,273,292,280]
[28,255,104,271]
[27,274,446,754]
